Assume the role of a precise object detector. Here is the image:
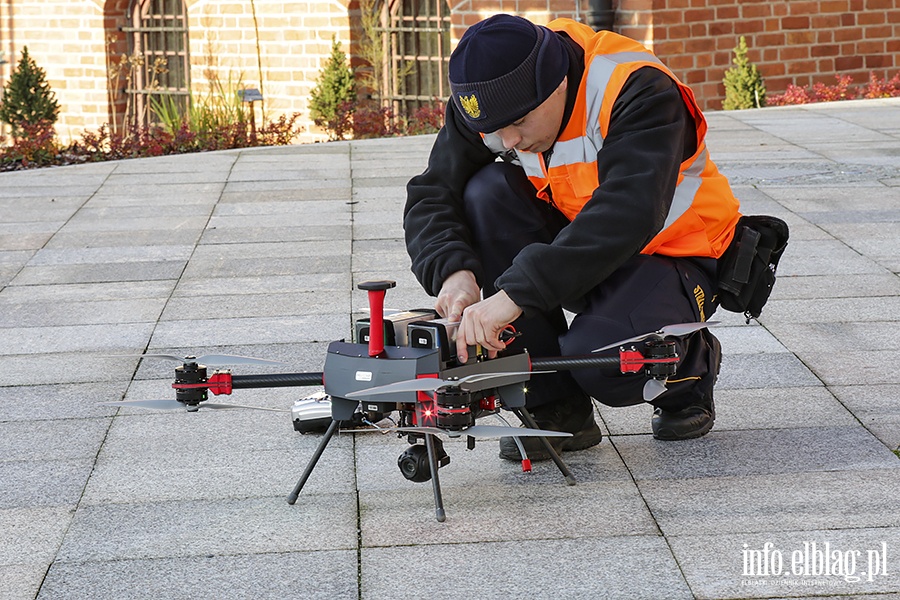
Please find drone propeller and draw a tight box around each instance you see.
[590,321,719,401]
[344,370,550,398]
[642,379,668,402]
[122,353,285,367]
[591,321,718,353]
[101,399,289,413]
[345,424,572,439]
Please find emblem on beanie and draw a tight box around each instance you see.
[458,93,483,120]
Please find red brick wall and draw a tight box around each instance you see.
[616,0,900,109]
[0,0,353,143]
[449,0,589,38]
[1,0,897,143]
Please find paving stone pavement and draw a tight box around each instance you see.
[1,98,899,600]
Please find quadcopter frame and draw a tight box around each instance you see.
[153,280,688,522]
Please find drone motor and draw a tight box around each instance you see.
[174,362,208,409]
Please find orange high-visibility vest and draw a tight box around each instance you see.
[482,19,740,259]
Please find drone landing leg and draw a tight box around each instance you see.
[512,408,577,486]
[287,419,339,504]
[424,433,446,522]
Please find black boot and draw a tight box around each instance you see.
[651,331,720,441]
[499,393,603,461]
[651,392,715,440]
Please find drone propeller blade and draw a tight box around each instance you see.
[195,402,290,412]
[591,321,718,353]
[101,399,288,413]
[643,379,668,402]
[191,354,286,367]
[101,399,185,410]
[113,353,285,366]
[462,425,572,438]
[345,371,547,399]
[345,425,571,439]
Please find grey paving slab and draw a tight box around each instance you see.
[0,381,126,422]
[89,183,225,200]
[775,239,885,276]
[59,214,210,233]
[638,468,900,536]
[612,426,899,481]
[53,203,214,221]
[106,153,237,173]
[361,536,692,600]
[211,199,349,216]
[10,261,187,285]
[85,400,353,504]
[830,384,900,449]
[0,322,156,355]
[770,273,900,300]
[56,495,357,562]
[598,386,857,436]
[227,167,352,181]
[762,296,900,324]
[223,179,351,194]
[161,290,351,320]
[0,185,98,199]
[793,349,900,386]
[360,480,657,544]
[199,223,351,244]
[0,231,55,251]
[669,528,900,599]
[38,551,359,600]
[764,322,900,354]
[172,272,350,296]
[0,564,44,600]
[0,507,73,564]
[0,280,175,303]
[217,186,353,202]
[0,353,139,387]
[0,418,110,462]
[103,171,231,185]
[717,351,822,390]
[0,202,84,224]
[0,298,168,327]
[0,459,94,509]
[189,239,350,260]
[148,314,350,348]
[43,228,204,248]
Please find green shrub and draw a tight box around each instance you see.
[309,39,356,140]
[722,37,766,110]
[0,47,60,136]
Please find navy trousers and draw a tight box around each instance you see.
[462,162,720,412]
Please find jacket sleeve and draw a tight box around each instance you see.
[495,67,695,314]
[403,102,497,296]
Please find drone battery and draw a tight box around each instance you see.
[355,309,436,347]
[408,318,458,362]
[355,319,394,347]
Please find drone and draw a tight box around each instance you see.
[106,280,714,522]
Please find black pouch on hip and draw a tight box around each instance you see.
[716,215,790,322]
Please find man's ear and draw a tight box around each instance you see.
[558,76,568,95]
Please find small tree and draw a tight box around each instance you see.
[309,38,356,140]
[722,37,766,110]
[0,47,60,136]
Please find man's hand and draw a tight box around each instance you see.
[435,270,480,322]
[456,290,523,363]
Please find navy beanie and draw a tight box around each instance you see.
[449,14,569,133]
